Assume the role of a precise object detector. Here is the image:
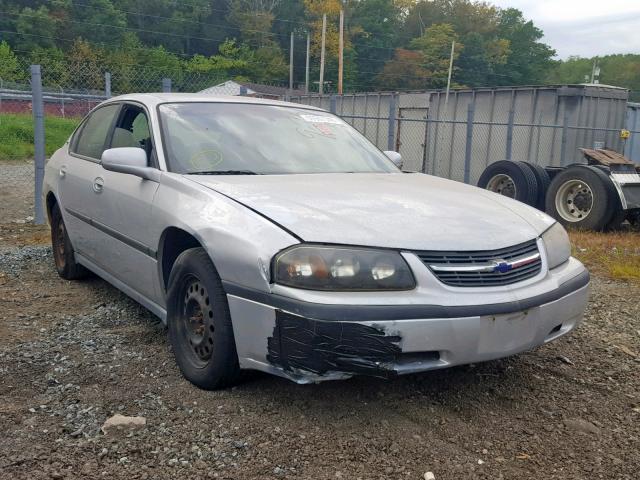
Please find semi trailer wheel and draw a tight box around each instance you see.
[545,166,617,231]
[522,162,551,210]
[477,160,538,206]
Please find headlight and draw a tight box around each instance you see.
[273,245,416,291]
[541,222,571,269]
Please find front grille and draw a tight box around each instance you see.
[415,239,542,287]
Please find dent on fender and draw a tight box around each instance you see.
[267,310,402,379]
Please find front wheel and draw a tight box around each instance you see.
[166,247,240,390]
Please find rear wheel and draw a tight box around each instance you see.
[545,166,616,231]
[477,160,539,206]
[167,247,240,390]
[50,203,88,280]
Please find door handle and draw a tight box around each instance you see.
[59,165,67,178]
[93,177,104,193]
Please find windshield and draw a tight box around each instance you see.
[158,102,398,174]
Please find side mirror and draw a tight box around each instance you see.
[101,147,159,182]
[384,150,403,169]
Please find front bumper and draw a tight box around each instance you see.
[225,264,590,383]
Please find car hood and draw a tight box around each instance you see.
[188,172,555,251]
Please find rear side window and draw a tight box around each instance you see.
[72,104,120,160]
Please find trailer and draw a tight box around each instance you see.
[477,149,640,231]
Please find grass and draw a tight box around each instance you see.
[0,114,79,161]
[570,230,640,282]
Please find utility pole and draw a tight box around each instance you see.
[305,32,310,94]
[289,32,294,93]
[338,9,344,94]
[319,13,327,95]
[590,59,600,84]
[444,40,455,108]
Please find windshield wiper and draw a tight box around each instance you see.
[187,170,260,175]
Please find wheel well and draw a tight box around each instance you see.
[46,192,58,223]
[159,227,202,291]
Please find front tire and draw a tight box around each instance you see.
[50,203,88,280]
[166,247,240,390]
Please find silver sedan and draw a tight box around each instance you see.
[43,94,590,389]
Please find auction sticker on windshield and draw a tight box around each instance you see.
[300,114,344,125]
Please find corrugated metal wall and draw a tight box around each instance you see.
[290,85,630,183]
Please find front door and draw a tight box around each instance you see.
[86,104,161,301]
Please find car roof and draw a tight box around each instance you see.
[104,93,325,111]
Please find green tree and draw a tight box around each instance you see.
[0,40,24,81]
[409,23,462,88]
[30,46,70,87]
[350,0,401,91]
[376,48,429,90]
[14,6,58,51]
[490,8,555,85]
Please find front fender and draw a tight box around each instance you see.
[152,173,300,293]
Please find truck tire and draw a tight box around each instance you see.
[522,162,551,210]
[166,247,241,390]
[545,166,617,231]
[477,160,538,206]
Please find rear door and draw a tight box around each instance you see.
[58,103,121,261]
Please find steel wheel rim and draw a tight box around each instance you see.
[555,179,593,222]
[486,174,517,198]
[179,275,215,368]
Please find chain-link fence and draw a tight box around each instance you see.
[0,61,292,223]
[2,61,639,225]
[290,85,639,183]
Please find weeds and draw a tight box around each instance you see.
[570,230,640,282]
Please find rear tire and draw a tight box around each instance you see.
[522,162,551,210]
[166,247,241,390]
[545,166,616,231]
[477,160,539,206]
[50,203,88,280]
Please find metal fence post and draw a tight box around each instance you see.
[105,72,111,98]
[329,94,337,114]
[162,78,172,93]
[31,65,46,225]
[505,108,514,160]
[239,85,247,96]
[560,102,570,166]
[387,93,397,151]
[464,100,475,184]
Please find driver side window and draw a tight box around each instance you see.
[72,104,120,160]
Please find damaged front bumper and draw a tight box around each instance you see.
[224,264,590,384]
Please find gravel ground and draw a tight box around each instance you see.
[1,224,639,480]
[0,161,35,223]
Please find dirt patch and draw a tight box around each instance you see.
[1,230,639,479]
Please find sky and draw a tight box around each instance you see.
[489,0,640,58]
